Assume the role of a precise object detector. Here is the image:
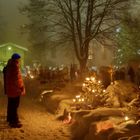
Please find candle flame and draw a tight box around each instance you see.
[91,77,95,81]
[124,116,129,121]
[73,99,76,102]
[76,95,80,98]
[86,77,90,81]
[83,83,86,87]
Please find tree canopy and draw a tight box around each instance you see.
[114,12,140,67]
[20,0,129,71]
[47,0,129,72]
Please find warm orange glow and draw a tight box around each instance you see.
[92,89,95,92]
[83,83,86,87]
[91,77,95,81]
[96,120,114,133]
[73,99,76,102]
[76,95,80,98]
[124,116,129,121]
[86,77,90,81]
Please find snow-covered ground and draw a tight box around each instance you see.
[70,108,140,140]
[0,95,71,140]
[0,78,140,140]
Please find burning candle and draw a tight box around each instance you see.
[91,77,95,81]
[103,90,106,93]
[73,99,76,102]
[124,116,129,121]
[83,83,86,87]
[76,95,80,98]
[92,89,95,93]
[86,77,90,81]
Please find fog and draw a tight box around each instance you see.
[0,0,28,46]
[0,0,139,67]
[0,0,139,45]
[129,0,140,19]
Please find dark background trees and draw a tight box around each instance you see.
[19,0,49,64]
[20,0,130,72]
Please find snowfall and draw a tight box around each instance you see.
[0,76,140,140]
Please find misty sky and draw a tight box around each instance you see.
[0,0,28,46]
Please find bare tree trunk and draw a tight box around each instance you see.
[79,59,87,74]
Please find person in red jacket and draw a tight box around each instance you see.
[3,53,25,128]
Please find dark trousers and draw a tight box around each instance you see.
[7,96,20,124]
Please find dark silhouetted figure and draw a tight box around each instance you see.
[70,64,76,81]
[128,66,135,83]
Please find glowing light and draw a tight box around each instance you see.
[79,99,81,102]
[83,83,86,87]
[118,49,121,52]
[30,75,34,79]
[63,112,72,124]
[92,89,95,92]
[86,77,90,81]
[28,71,31,74]
[116,27,121,33]
[96,120,114,133]
[124,116,129,121]
[73,99,76,102]
[89,88,92,91]
[76,95,80,98]
[91,77,95,81]
[98,81,101,84]
[8,47,12,50]
[110,82,114,85]
[81,98,84,102]
[103,90,106,93]
[49,67,52,70]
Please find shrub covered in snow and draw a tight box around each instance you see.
[70,108,140,140]
[105,80,140,108]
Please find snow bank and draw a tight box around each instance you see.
[70,108,140,140]
[105,80,140,107]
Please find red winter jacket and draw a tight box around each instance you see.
[4,59,25,97]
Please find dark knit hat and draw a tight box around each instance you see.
[11,53,21,59]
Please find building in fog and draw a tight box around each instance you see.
[45,40,115,69]
[87,39,115,69]
[0,42,28,71]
